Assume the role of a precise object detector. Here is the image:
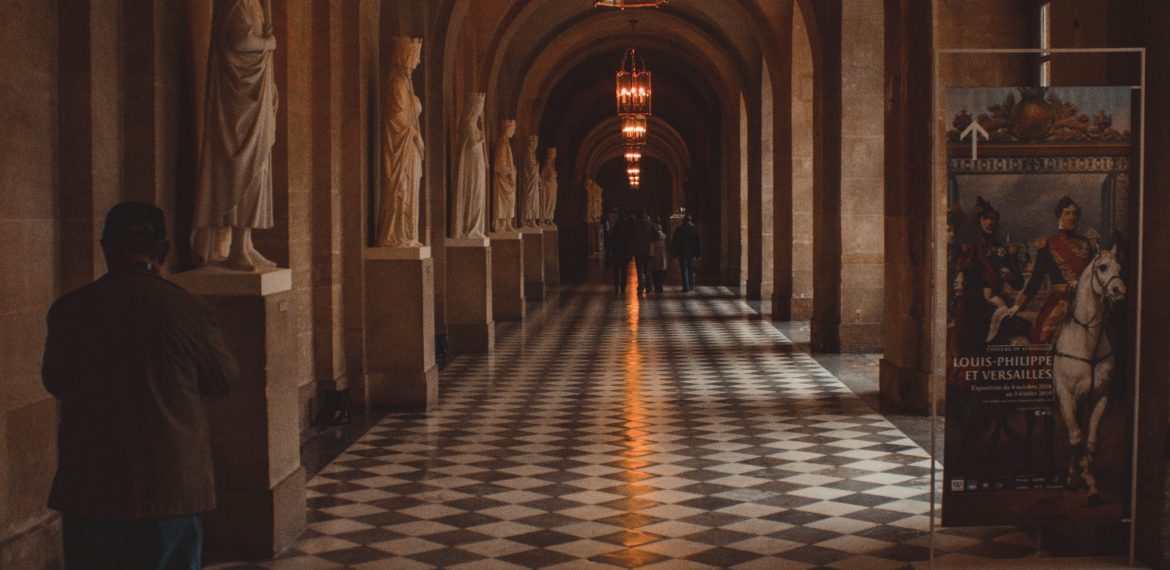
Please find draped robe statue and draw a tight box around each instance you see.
[540,148,558,224]
[586,179,604,223]
[491,120,517,232]
[451,93,486,239]
[375,37,425,247]
[191,0,278,271]
[520,136,542,227]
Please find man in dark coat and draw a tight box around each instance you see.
[671,213,701,292]
[43,202,238,569]
[631,209,656,296]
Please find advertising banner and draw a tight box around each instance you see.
[943,86,1135,527]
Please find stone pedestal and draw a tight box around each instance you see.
[169,267,306,560]
[520,227,545,301]
[489,231,525,321]
[541,223,560,287]
[445,238,494,354]
[363,247,438,410]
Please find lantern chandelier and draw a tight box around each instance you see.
[616,48,652,116]
[620,114,647,146]
[626,151,642,189]
[595,0,667,9]
[614,18,653,190]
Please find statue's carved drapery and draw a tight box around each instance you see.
[375,36,425,247]
[452,93,487,239]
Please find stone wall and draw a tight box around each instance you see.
[838,0,885,351]
[791,3,815,320]
[0,0,60,566]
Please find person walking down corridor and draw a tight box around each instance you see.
[42,202,238,570]
[649,221,669,295]
[632,209,655,296]
[672,213,701,292]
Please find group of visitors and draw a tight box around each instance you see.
[606,209,700,296]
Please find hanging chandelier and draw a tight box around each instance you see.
[621,114,647,146]
[616,48,652,116]
[595,0,667,9]
[626,154,641,189]
[624,145,642,163]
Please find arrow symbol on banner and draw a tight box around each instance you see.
[960,119,989,160]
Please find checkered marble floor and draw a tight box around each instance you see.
[212,283,1045,569]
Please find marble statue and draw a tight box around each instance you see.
[375,36,425,247]
[452,93,487,239]
[586,179,604,223]
[540,148,558,224]
[520,135,542,228]
[191,0,279,271]
[491,120,517,232]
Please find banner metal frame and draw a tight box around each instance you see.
[930,47,1146,568]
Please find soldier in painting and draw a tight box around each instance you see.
[1006,196,1096,343]
[954,198,1024,355]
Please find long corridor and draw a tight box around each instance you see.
[218,283,1043,569]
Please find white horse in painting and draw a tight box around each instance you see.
[1052,245,1126,504]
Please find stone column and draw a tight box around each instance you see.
[541,223,560,288]
[489,231,525,321]
[521,226,545,301]
[445,238,494,353]
[168,268,307,559]
[363,247,437,410]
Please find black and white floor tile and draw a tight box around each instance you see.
[212,281,1044,569]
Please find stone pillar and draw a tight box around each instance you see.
[810,0,885,352]
[362,247,437,410]
[490,231,525,321]
[880,0,933,414]
[791,1,816,321]
[168,268,307,560]
[745,81,773,301]
[445,238,494,354]
[541,223,560,288]
[521,226,545,301]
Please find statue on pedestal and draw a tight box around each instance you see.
[451,93,486,239]
[375,36,425,247]
[540,148,558,224]
[491,120,517,233]
[191,0,279,271]
[520,135,542,228]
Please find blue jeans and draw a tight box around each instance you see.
[63,514,202,570]
[680,256,697,290]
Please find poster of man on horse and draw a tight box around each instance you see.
[942,86,1135,528]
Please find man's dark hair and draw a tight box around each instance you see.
[1054,196,1080,217]
[974,196,999,222]
[101,201,168,259]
